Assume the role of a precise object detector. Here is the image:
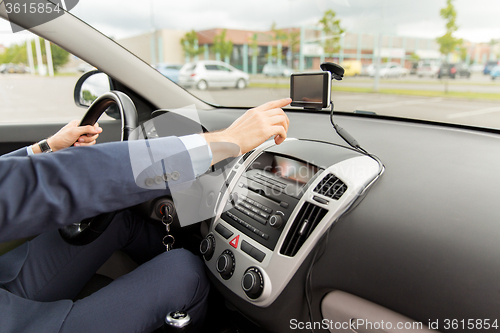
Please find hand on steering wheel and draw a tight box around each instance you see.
[51,120,102,150]
[59,91,139,245]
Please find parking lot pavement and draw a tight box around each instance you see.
[342,93,500,128]
[0,74,110,124]
[1,74,499,130]
[0,74,86,123]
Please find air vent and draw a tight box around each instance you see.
[314,173,347,200]
[280,202,328,257]
[242,149,255,161]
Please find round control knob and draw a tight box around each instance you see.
[269,211,285,229]
[200,234,215,261]
[242,267,264,299]
[230,192,239,204]
[216,250,235,280]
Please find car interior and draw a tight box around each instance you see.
[1,2,500,333]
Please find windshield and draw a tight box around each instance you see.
[2,0,500,129]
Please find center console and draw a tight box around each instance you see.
[201,139,382,307]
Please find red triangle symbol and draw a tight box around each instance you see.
[229,235,239,248]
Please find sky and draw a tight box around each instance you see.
[1,0,500,46]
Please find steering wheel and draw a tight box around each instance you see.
[59,91,139,245]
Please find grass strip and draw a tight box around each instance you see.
[248,82,500,101]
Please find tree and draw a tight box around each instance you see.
[180,30,204,60]
[269,22,288,61]
[0,39,69,72]
[318,9,345,57]
[436,0,463,57]
[248,33,260,74]
[287,29,300,68]
[81,90,98,105]
[0,43,27,64]
[459,46,468,61]
[40,39,70,71]
[212,29,233,63]
[409,53,420,62]
[249,33,259,58]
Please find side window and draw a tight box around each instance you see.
[217,65,231,72]
[0,35,95,124]
[205,65,218,71]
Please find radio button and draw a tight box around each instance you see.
[215,223,234,239]
[235,205,250,215]
[253,215,267,225]
[250,247,266,262]
[241,240,253,255]
[258,211,269,219]
[245,197,255,205]
[241,202,250,209]
[261,206,272,214]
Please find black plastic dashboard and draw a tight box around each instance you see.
[194,108,500,332]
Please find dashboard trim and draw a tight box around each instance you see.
[204,139,383,307]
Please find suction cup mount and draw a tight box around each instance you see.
[320,62,344,81]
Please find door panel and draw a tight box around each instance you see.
[0,120,122,156]
[217,65,233,86]
[204,64,222,87]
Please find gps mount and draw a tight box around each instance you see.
[319,62,365,152]
[320,62,344,81]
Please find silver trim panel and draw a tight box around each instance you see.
[205,139,382,307]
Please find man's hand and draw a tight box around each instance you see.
[202,98,291,163]
[32,120,103,153]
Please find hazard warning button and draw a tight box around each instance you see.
[229,235,240,249]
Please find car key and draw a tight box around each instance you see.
[162,206,175,251]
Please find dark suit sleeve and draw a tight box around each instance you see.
[1,147,28,158]
[0,137,195,242]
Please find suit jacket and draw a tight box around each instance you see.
[0,137,195,333]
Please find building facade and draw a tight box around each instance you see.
[117,27,496,73]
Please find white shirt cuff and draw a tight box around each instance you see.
[178,134,213,177]
[26,145,34,156]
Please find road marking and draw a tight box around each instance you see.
[356,97,442,110]
[448,106,500,119]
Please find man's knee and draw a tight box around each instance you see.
[154,249,209,309]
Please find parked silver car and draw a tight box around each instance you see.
[262,63,293,77]
[367,62,409,78]
[417,61,440,78]
[178,60,249,90]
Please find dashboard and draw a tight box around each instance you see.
[2,103,500,332]
[200,139,383,307]
[96,108,500,332]
[189,109,500,332]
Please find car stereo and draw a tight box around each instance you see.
[220,152,321,251]
[201,139,382,307]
